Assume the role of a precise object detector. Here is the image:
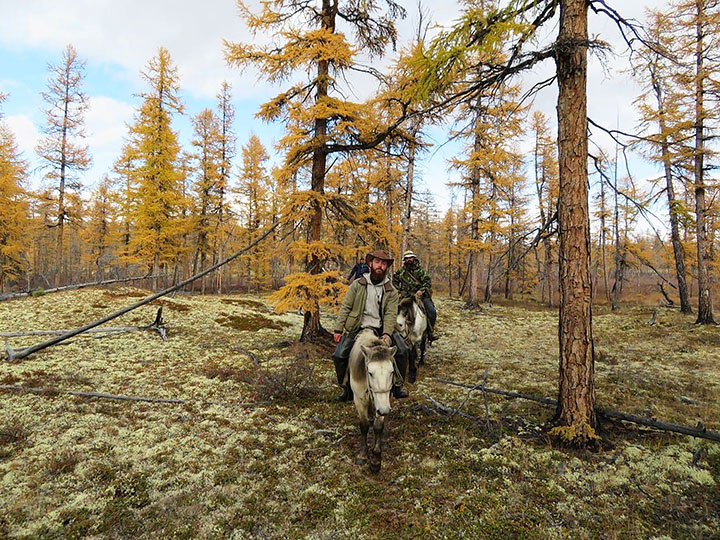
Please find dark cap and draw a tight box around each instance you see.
[365,249,394,266]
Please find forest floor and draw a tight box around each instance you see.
[0,288,718,539]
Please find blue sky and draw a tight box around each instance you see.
[0,0,668,229]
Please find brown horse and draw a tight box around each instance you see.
[348,328,402,473]
[396,296,428,383]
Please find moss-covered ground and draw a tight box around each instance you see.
[0,289,718,538]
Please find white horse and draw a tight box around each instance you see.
[348,328,401,473]
[396,296,428,383]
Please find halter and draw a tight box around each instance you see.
[364,354,401,417]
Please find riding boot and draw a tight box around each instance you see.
[332,355,353,401]
[426,320,439,343]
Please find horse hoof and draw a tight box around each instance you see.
[355,455,367,465]
[408,370,417,383]
[369,460,381,474]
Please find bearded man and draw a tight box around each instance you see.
[331,249,409,402]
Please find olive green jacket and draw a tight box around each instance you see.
[334,275,399,337]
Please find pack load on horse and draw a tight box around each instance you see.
[396,295,428,383]
[348,328,403,472]
[392,250,438,342]
[332,249,409,402]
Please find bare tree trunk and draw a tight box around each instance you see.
[651,84,692,313]
[693,2,715,324]
[400,127,417,256]
[553,0,597,441]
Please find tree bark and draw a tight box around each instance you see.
[301,0,335,342]
[553,0,597,440]
[693,1,715,324]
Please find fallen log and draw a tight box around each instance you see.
[0,308,166,340]
[0,274,166,302]
[431,377,720,443]
[0,384,265,410]
[3,221,282,362]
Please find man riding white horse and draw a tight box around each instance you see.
[332,249,409,402]
[392,250,438,342]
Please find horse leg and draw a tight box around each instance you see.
[418,335,427,367]
[355,420,370,465]
[408,348,417,383]
[369,416,384,473]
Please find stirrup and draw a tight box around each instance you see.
[334,386,353,402]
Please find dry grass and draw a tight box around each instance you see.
[0,288,717,538]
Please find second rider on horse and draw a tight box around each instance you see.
[392,250,438,342]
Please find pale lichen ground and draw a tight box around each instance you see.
[0,289,718,539]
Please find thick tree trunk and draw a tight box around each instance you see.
[553,0,597,441]
[301,0,335,342]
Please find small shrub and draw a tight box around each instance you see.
[46,450,80,476]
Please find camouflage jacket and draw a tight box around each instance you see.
[392,264,432,299]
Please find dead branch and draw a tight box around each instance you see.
[4,221,284,362]
[421,391,484,424]
[0,384,267,410]
[658,282,675,307]
[0,307,166,340]
[431,377,720,443]
[0,274,166,302]
[648,307,658,326]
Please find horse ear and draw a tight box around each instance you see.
[359,345,370,359]
[388,346,397,356]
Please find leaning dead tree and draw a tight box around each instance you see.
[0,274,167,302]
[3,222,282,362]
[432,377,720,443]
[0,307,166,340]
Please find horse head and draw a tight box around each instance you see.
[396,296,417,337]
[359,344,398,416]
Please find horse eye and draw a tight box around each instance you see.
[368,373,373,377]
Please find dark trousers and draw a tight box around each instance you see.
[422,297,437,329]
[332,329,409,387]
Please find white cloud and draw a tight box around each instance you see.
[4,113,40,156]
[85,96,134,148]
[0,0,274,100]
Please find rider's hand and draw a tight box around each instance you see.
[381,334,392,346]
[415,290,423,298]
[333,332,342,343]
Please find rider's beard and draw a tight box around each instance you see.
[370,266,387,283]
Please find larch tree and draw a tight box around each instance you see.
[190,108,223,293]
[36,44,91,287]
[236,134,271,291]
[0,98,30,292]
[531,110,559,306]
[225,0,405,341]
[125,48,187,290]
[632,9,693,314]
[82,176,115,281]
[111,144,137,272]
[214,82,236,294]
[415,0,610,443]
[671,0,719,323]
